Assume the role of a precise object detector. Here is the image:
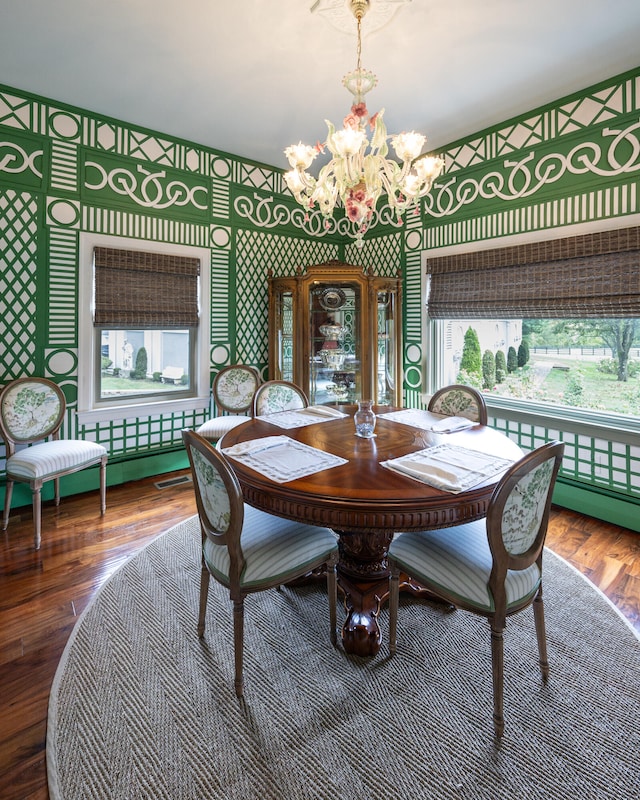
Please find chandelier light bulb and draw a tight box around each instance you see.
[391,131,426,163]
[285,143,318,170]
[284,0,444,246]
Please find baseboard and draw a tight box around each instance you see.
[553,477,640,533]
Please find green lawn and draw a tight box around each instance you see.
[493,356,640,415]
[101,376,185,396]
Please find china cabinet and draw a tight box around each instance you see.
[267,261,402,406]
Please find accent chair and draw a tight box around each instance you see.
[182,429,339,697]
[388,440,565,737]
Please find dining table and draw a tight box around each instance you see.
[219,404,523,657]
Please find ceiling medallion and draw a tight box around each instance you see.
[310,0,412,34]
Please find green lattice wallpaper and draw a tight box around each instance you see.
[2,66,640,527]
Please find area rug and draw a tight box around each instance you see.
[47,516,640,800]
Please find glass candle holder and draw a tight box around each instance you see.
[354,400,376,438]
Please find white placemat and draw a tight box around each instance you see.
[382,443,514,493]
[257,405,348,430]
[378,408,476,433]
[222,435,348,483]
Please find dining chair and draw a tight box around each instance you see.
[0,377,108,550]
[253,380,309,417]
[428,384,488,426]
[182,429,339,697]
[196,364,261,443]
[388,440,564,737]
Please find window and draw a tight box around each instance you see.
[433,316,640,416]
[425,225,640,420]
[97,329,193,401]
[92,245,199,404]
[78,234,210,420]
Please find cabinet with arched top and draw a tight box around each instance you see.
[267,261,402,407]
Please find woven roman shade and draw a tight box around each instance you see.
[93,247,200,328]
[427,227,640,319]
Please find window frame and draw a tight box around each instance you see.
[421,216,640,438]
[78,233,210,424]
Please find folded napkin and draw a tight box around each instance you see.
[299,405,345,418]
[223,435,289,456]
[382,443,514,493]
[387,459,465,491]
[430,416,476,433]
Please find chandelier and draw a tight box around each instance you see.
[284,0,444,247]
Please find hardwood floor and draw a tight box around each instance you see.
[0,471,639,799]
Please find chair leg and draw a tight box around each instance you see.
[233,597,245,698]
[490,622,505,738]
[99,457,107,515]
[533,587,550,682]
[389,561,400,655]
[327,554,338,646]
[197,564,210,638]
[54,477,61,506]
[2,479,13,531]
[32,486,42,551]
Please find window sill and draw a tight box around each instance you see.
[77,394,210,425]
[484,395,640,442]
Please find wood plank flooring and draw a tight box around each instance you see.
[1,470,638,799]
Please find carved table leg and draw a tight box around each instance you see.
[336,528,394,657]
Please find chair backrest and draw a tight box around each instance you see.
[182,430,245,586]
[212,365,261,415]
[428,384,488,425]
[0,377,66,451]
[253,380,309,417]
[486,441,564,604]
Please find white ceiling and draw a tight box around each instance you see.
[2,0,640,169]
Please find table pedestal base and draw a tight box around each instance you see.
[336,528,391,657]
[338,571,388,657]
[336,528,456,657]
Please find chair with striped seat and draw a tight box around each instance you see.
[0,377,108,550]
[182,429,339,697]
[388,440,564,737]
[196,364,260,443]
[253,380,309,417]
[428,384,488,426]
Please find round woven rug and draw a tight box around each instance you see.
[47,516,640,800]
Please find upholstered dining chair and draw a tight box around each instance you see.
[196,364,260,443]
[388,440,564,737]
[428,384,488,426]
[253,380,309,417]
[182,429,339,697]
[0,377,108,550]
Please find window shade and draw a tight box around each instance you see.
[93,247,200,328]
[426,227,640,319]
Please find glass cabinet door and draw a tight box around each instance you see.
[276,290,294,383]
[375,288,397,406]
[309,282,361,405]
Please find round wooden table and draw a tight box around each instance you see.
[220,405,523,657]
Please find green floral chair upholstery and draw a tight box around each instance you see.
[182,429,338,697]
[388,440,564,737]
[0,377,108,550]
[197,364,261,443]
[253,380,309,417]
[428,384,488,426]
